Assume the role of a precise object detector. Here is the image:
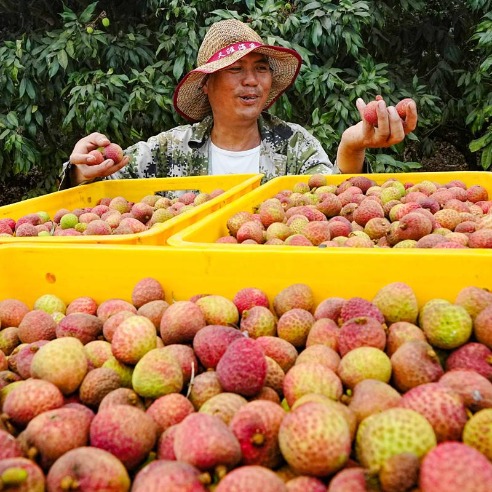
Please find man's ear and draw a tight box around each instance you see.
[201,75,210,94]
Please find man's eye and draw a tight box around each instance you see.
[228,67,242,72]
[257,65,269,72]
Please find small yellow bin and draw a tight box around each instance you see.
[167,171,492,248]
[0,243,491,306]
[0,174,263,245]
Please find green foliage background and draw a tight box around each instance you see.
[0,0,491,197]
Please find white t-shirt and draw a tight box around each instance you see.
[210,141,260,175]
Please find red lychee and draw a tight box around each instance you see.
[363,95,384,126]
[103,143,124,164]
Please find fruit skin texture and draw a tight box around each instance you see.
[338,346,392,389]
[30,337,88,395]
[17,407,92,470]
[55,312,103,344]
[462,408,492,460]
[17,309,57,343]
[283,362,343,407]
[3,379,64,428]
[474,305,492,348]
[199,392,247,425]
[355,407,437,472]
[346,379,402,425]
[103,143,124,163]
[372,282,419,324]
[216,465,288,492]
[419,300,472,349]
[390,340,444,392]
[363,95,384,126]
[278,401,351,477]
[146,393,195,434]
[439,369,492,411]
[132,460,208,492]
[193,325,244,369]
[196,295,239,326]
[0,457,45,492]
[90,404,157,470]
[327,467,371,492]
[131,277,164,308]
[131,348,183,399]
[173,412,242,471]
[337,316,387,356]
[229,400,286,468]
[0,298,30,327]
[0,429,23,459]
[286,476,326,492]
[216,337,267,397]
[445,342,492,380]
[398,382,468,442]
[419,442,492,492]
[233,287,270,314]
[46,446,130,492]
[276,308,314,348]
[273,283,315,317]
[79,367,121,407]
[111,315,157,365]
[159,300,206,344]
[395,98,414,120]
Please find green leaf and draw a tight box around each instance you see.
[6,112,18,127]
[79,2,98,24]
[57,50,68,70]
[173,54,185,80]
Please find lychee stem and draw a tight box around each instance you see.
[60,476,79,490]
[251,432,265,446]
[198,472,212,485]
[1,468,28,486]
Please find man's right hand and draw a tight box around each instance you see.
[68,132,129,186]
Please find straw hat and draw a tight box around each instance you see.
[173,19,302,122]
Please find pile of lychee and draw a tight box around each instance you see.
[217,174,492,248]
[1,277,492,491]
[0,189,225,238]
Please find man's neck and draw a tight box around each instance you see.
[210,121,261,151]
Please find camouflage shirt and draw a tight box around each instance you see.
[60,112,338,188]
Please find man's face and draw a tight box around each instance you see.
[203,52,272,124]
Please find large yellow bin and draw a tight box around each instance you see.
[167,171,492,248]
[0,243,490,307]
[0,174,263,245]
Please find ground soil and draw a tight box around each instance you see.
[0,138,481,207]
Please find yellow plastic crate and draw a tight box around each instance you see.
[0,174,263,245]
[167,171,492,248]
[0,243,491,307]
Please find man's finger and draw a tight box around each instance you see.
[403,100,418,134]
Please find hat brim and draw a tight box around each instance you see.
[173,45,302,122]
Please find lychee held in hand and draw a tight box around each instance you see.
[362,95,384,127]
[103,143,124,164]
[396,97,415,121]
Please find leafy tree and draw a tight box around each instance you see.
[0,0,490,199]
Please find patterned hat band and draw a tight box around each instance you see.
[173,20,302,122]
[206,41,263,63]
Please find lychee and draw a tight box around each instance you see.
[90,404,156,470]
[173,412,242,471]
[216,337,267,397]
[419,442,492,492]
[355,407,436,472]
[279,401,351,476]
[46,446,130,491]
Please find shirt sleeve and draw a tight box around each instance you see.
[58,133,170,190]
[287,123,340,175]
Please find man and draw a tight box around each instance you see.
[61,19,417,188]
